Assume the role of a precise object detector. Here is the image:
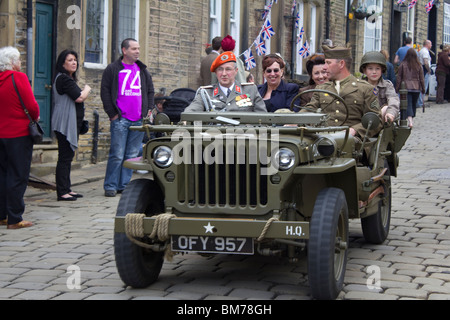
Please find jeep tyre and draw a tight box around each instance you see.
[114,179,165,288]
[361,162,392,244]
[308,188,349,300]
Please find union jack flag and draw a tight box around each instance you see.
[291,0,297,15]
[396,0,406,4]
[295,11,301,29]
[243,49,256,70]
[408,0,417,9]
[254,36,267,56]
[299,40,310,59]
[260,18,275,41]
[297,26,304,44]
[425,0,435,13]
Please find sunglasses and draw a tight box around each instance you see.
[265,68,281,74]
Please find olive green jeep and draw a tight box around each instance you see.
[113,89,410,300]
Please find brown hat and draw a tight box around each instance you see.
[210,51,237,72]
[221,35,236,51]
[322,43,352,59]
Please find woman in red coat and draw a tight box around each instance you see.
[0,46,40,229]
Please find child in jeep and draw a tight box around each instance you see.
[360,51,400,124]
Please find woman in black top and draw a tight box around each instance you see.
[52,50,91,201]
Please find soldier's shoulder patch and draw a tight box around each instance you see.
[370,98,381,110]
[373,87,378,96]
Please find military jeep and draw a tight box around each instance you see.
[113,89,410,300]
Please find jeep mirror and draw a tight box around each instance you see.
[154,113,171,125]
[362,112,381,130]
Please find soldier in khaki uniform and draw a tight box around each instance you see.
[304,44,382,140]
[185,51,267,113]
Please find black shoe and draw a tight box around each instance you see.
[105,190,117,197]
[58,195,77,201]
[69,193,83,198]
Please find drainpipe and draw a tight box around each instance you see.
[325,0,330,40]
[91,110,99,164]
[26,0,33,82]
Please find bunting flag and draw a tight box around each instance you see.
[295,11,301,29]
[254,35,268,56]
[260,18,276,40]
[291,0,297,15]
[297,26,304,44]
[408,0,417,9]
[396,0,406,4]
[243,49,256,70]
[299,40,310,59]
[425,0,435,13]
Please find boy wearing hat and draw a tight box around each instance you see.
[304,44,382,140]
[360,51,399,123]
[185,51,266,113]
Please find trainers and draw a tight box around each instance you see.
[105,190,117,197]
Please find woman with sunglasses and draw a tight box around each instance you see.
[257,53,299,112]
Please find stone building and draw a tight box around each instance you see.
[1,0,449,171]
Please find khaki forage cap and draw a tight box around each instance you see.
[322,43,352,59]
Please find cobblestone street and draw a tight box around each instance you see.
[1,103,449,301]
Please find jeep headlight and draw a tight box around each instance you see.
[275,148,296,171]
[313,137,336,157]
[153,146,173,168]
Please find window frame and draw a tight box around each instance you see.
[363,0,383,53]
[84,0,109,69]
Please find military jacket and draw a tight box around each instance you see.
[185,82,267,113]
[304,75,382,138]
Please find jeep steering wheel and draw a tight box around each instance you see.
[290,89,349,127]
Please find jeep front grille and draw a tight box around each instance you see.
[177,142,269,209]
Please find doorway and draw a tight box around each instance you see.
[34,2,55,139]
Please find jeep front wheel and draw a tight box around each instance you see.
[114,179,165,288]
[307,188,349,300]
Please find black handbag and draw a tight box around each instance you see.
[80,119,89,135]
[12,74,44,144]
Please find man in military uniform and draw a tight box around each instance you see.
[304,44,382,140]
[185,51,267,113]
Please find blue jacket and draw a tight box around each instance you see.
[257,80,299,112]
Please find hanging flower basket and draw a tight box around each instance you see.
[354,10,369,20]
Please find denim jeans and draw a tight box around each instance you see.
[418,72,429,106]
[104,117,144,191]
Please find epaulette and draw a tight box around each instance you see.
[241,82,256,86]
[200,85,214,89]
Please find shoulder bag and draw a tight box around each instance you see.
[11,74,43,144]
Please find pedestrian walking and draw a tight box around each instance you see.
[395,48,425,128]
[418,40,432,108]
[101,38,155,197]
[435,45,450,104]
[0,46,39,229]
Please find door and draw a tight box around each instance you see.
[34,3,54,138]
[427,6,438,65]
[389,10,402,64]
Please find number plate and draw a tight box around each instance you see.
[171,236,254,255]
